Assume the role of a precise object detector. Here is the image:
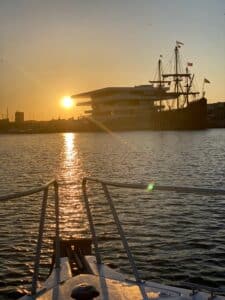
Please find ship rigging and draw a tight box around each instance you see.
[150,42,200,111]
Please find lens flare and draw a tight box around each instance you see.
[147,183,155,191]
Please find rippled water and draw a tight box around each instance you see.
[0,130,225,298]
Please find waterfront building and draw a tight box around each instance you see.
[15,111,24,124]
[72,45,207,131]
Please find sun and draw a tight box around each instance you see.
[61,96,74,109]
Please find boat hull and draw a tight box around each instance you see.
[82,98,207,131]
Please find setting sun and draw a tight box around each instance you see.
[61,96,74,109]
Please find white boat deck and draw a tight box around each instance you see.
[20,257,225,300]
[2,178,224,300]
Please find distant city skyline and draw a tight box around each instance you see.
[0,0,225,121]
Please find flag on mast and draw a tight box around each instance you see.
[204,78,210,84]
[187,62,193,67]
[176,41,184,46]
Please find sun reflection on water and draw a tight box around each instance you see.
[59,133,89,239]
[64,132,76,170]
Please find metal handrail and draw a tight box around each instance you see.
[101,182,148,300]
[1,178,225,298]
[82,178,149,299]
[82,177,225,300]
[0,179,55,201]
[82,177,225,195]
[0,179,60,295]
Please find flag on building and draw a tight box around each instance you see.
[204,78,210,84]
[187,62,193,67]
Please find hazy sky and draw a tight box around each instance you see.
[0,0,224,120]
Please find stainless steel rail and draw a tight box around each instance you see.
[0,180,55,201]
[82,177,225,300]
[1,178,225,299]
[0,179,60,296]
[82,177,225,195]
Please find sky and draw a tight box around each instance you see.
[0,0,224,121]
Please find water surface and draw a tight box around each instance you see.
[0,130,225,298]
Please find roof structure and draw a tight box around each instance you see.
[71,85,168,99]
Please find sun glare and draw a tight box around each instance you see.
[61,96,74,109]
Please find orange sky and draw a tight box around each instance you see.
[0,0,224,121]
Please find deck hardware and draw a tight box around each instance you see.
[71,284,99,299]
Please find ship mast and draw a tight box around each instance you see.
[163,43,193,109]
[149,56,171,112]
[175,46,179,108]
[149,56,168,87]
[158,58,162,88]
[186,66,189,105]
[158,58,162,111]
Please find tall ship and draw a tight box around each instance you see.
[72,43,207,131]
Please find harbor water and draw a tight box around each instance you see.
[0,129,225,298]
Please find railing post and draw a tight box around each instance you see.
[82,178,102,265]
[54,180,61,284]
[101,183,148,300]
[31,187,48,295]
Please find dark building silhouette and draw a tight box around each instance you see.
[15,111,24,124]
[208,102,225,127]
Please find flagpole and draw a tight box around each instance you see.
[202,78,210,97]
[202,80,205,98]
